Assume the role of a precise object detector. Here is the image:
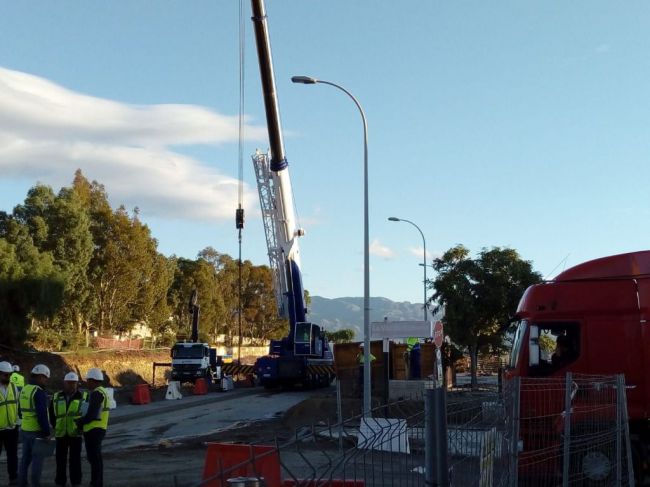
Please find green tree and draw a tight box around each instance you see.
[14,183,94,342]
[431,245,542,388]
[168,256,226,343]
[0,220,64,346]
[241,262,285,344]
[325,328,355,343]
[538,333,556,356]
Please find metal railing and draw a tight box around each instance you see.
[195,373,635,487]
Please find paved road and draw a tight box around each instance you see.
[0,386,315,463]
[104,387,313,452]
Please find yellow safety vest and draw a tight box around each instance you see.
[19,384,44,432]
[357,352,376,364]
[10,372,25,389]
[406,337,419,351]
[0,383,18,429]
[53,391,87,437]
[82,387,110,432]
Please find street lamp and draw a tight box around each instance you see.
[292,75,371,417]
[388,217,429,322]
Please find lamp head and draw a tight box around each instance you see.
[291,75,318,84]
[388,217,400,222]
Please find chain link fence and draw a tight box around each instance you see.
[196,373,635,487]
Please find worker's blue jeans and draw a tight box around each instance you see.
[18,431,45,487]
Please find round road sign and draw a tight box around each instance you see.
[433,321,444,348]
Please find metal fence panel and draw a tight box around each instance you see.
[196,372,634,487]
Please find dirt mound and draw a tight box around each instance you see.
[0,346,170,389]
[281,392,364,430]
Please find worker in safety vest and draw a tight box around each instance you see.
[18,364,51,487]
[76,368,109,487]
[49,372,86,487]
[0,361,19,485]
[356,343,376,394]
[405,337,419,351]
[10,365,25,393]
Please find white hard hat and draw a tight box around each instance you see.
[0,361,12,373]
[31,364,51,378]
[64,372,79,382]
[359,342,365,348]
[86,368,104,381]
[12,365,20,372]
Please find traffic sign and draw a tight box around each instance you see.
[433,320,444,348]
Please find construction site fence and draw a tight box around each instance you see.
[196,372,635,487]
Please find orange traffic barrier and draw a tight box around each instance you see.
[202,443,280,487]
[283,481,364,487]
[193,378,208,395]
[131,384,151,405]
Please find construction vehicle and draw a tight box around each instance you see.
[170,290,222,385]
[506,250,650,483]
[249,0,334,388]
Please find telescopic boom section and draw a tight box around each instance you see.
[251,0,286,171]
[251,0,306,337]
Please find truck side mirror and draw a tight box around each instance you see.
[529,325,539,367]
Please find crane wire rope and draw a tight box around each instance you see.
[236,0,246,363]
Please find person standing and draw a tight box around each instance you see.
[49,372,86,487]
[356,343,376,396]
[18,364,51,487]
[10,366,24,393]
[77,368,109,487]
[0,361,19,485]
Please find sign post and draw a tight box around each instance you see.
[434,320,444,386]
[426,319,449,486]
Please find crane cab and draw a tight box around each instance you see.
[294,322,324,357]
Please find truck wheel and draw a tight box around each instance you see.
[630,437,648,485]
[262,380,277,390]
[580,450,612,485]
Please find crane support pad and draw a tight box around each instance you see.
[222,363,255,377]
[307,364,336,377]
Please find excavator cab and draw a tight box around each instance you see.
[294,322,323,357]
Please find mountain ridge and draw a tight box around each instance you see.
[308,295,426,339]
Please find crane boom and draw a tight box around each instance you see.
[249,0,333,388]
[251,0,305,340]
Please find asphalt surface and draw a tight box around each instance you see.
[110,386,258,424]
[104,387,313,452]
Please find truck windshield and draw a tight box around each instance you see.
[508,320,527,368]
[172,346,204,359]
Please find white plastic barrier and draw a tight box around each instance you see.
[105,387,117,409]
[221,375,234,391]
[165,380,183,400]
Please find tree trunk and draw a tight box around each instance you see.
[469,343,479,390]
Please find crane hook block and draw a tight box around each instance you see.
[236,208,245,229]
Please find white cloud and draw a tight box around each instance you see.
[370,239,395,259]
[0,66,267,220]
[408,246,436,261]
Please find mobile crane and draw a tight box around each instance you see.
[249,0,334,388]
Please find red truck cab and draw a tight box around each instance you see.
[506,250,650,480]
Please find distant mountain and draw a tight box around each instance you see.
[308,296,429,339]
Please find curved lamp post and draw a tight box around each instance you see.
[388,217,429,321]
[292,75,371,417]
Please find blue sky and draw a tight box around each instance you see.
[1,1,650,306]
